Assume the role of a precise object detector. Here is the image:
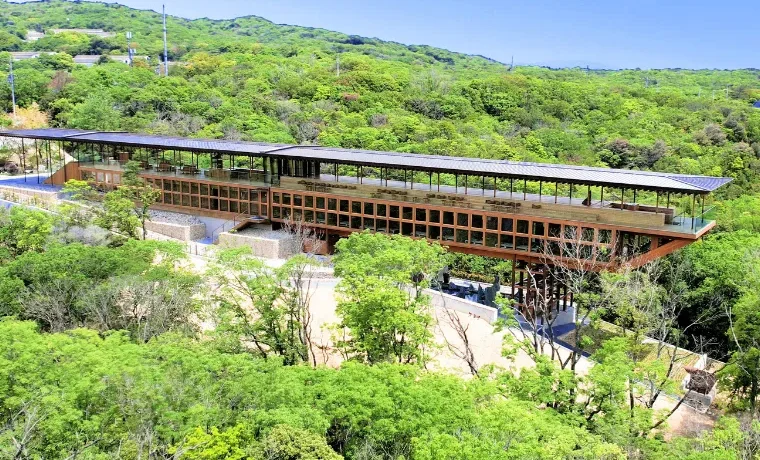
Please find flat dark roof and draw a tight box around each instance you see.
[0,128,732,193]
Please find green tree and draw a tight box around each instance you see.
[211,247,318,365]
[0,206,55,259]
[333,232,446,364]
[96,190,140,237]
[117,160,162,238]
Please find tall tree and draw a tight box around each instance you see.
[332,232,446,365]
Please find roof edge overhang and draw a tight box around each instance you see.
[0,129,733,194]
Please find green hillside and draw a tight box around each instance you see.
[0,1,758,198]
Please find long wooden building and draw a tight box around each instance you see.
[0,128,731,309]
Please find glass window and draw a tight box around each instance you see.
[163,192,171,203]
[429,210,440,223]
[282,193,291,205]
[403,207,413,220]
[389,220,400,234]
[351,216,362,229]
[316,197,325,209]
[530,238,543,253]
[363,218,375,230]
[416,208,426,221]
[376,219,388,232]
[471,214,483,228]
[328,198,337,211]
[582,228,595,242]
[501,218,514,232]
[402,222,413,236]
[273,193,280,204]
[456,229,469,243]
[305,196,313,208]
[191,183,199,194]
[273,207,282,219]
[293,208,303,221]
[515,237,529,250]
[260,192,267,203]
[428,226,441,240]
[442,227,454,241]
[172,194,181,205]
[471,231,484,245]
[200,197,209,209]
[172,181,180,192]
[220,200,228,212]
[340,200,349,212]
[282,208,291,219]
[250,204,259,215]
[230,187,239,199]
[390,206,400,218]
[339,214,349,228]
[328,213,337,226]
[250,191,259,202]
[364,202,374,215]
[239,202,248,214]
[220,186,229,198]
[549,223,561,238]
[598,229,612,244]
[376,204,387,217]
[293,194,302,206]
[305,210,314,222]
[316,211,326,224]
[443,211,455,225]
[352,201,361,214]
[486,216,498,230]
[415,224,426,238]
[516,220,529,234]
[457,213,469,227]
[533,221,545,236]
[239,188,248,200]
[485,233,498,247]
[229,201,238,213]
[500,234,514,249]
[200,183,209,195]
[565,225,578,239]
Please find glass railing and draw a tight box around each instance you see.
[78,158,279,186]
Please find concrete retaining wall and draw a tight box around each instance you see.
[0,186,59,211]
[425,288,499,323]
[144,220,206,241]
[218,231,298,259]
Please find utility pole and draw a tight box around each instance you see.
[336,54,340,77]
[162,5,169,76]
[8,56,16,117]
[509,55,514,71]
[126,31,133,67]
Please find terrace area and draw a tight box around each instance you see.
[79,157,713,237]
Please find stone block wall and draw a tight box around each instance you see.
[425,289,499,323]
[144,220,206,241]
[218,232,298,259]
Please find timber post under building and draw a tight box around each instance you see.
[0,128,732,313]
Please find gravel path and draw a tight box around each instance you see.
[148,209,202,225]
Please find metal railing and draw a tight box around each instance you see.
[209,212,251,242]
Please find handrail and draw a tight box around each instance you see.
[210,212,250,241]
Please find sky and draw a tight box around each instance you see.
[31,0,760,69]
